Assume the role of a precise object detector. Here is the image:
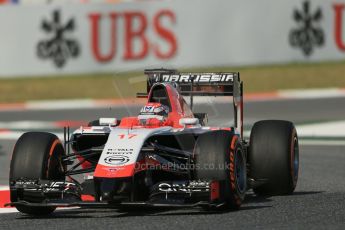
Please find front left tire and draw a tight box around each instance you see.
[10,132,65,215]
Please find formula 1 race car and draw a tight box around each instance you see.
[7,69,299,215]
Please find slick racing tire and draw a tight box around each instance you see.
[248,120,299,196]
[9,132,66,215]
[194,130,246,209]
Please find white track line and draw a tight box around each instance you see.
[0,121,62,130]
[26,99,101,110]
[0,208,19,214]
[297,120,345,138]
[299,139,345,146]
[0,186,9,191]
[0,207,80,214]
[0,131,64,140]
[278,88,345,99]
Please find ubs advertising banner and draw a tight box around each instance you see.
[0,0,345,77]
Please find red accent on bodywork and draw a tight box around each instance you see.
[119,117,140,128]
[210,181,220,201]
[145,118,162,128]
[81,194,95,202]
[152,83,195,128]
[94,163,135,178]
[76,155,93,169]
[95,155,166,178]
[164,84,185,128]
[119,117,171,129]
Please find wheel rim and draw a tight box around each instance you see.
[292,136,299,184]
[235,149,246,193]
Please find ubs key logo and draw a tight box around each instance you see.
[289,0,324,56]
[37,10,80,68]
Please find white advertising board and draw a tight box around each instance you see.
[0,0,345,77]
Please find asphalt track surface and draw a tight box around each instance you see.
[0,97,344,229]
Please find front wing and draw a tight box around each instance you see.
[6,179,226,210]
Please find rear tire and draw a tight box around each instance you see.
[248,120,299,196]
[10,132,65,215]
[194,131,246,209]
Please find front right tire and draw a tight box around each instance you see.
[248,120,299,196]
[194,130,246,209]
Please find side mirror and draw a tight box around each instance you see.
[179,118,200,127]
[99,118,117,126]
[193,113,208,126]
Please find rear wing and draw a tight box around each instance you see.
[140,69,244,137]
[143,69,240,97]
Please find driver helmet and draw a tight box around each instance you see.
[139,102,169,118]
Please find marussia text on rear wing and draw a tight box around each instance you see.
[143,68,242,97]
